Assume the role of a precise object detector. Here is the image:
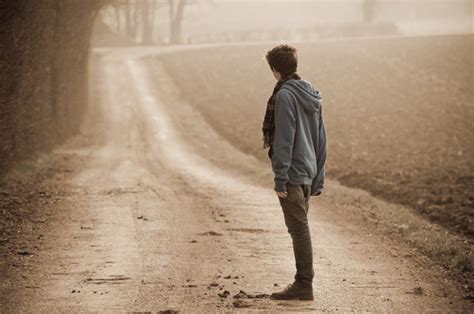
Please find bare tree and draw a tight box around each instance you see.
[464,0,472,16]
[168,0,187,44]
[102,0,187,45]
[141,0,153,44]
[124,1,136,38]
[111,1,122,32]
[363,0,376,23]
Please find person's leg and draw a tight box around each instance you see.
[279,183,314,286]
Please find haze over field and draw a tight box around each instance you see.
[98,0,473,45]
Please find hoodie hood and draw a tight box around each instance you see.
[279,79,322,114]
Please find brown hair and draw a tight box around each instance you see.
[265,44,298,78]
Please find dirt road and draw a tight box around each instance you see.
[0,47,469,312]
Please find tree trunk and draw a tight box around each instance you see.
[141,0,153,44]
[113,3,121,32]
[363,0,376,23]
[125,0,133,37]
[131,1,140,40]
[169,0,186,44]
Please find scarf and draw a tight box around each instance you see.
[262,72,301,158]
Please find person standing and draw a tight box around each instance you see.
[262,44,327,301]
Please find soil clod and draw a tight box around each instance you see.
[198,231,223,236]
[218,290,230,298]
[233,289,269,299]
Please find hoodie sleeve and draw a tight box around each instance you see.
[271,90,296,193]
[311,105,327,196]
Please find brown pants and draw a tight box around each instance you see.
[278,183,314,286]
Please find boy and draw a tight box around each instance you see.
[262,44,327,301]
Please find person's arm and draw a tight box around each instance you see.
[311,106,327,196]
[271,90,296,193]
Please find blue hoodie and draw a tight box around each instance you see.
[271,79,327,195]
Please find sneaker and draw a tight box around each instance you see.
[270,281,314,301]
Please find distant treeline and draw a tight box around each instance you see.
[97,0,472,45]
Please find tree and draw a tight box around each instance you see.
[102,0,190,45]
[363,0,376,23]
[103,0,159,44]
[464,0,472,16]
[168,0,187,44]
[140,0,156,44]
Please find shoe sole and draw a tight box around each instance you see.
[270,295,314,301]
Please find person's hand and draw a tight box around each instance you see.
[276,191,288,198]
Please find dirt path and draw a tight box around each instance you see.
[0,48,470,312]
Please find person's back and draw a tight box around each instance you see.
[262,44,327,301]
[272,79,326,196]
